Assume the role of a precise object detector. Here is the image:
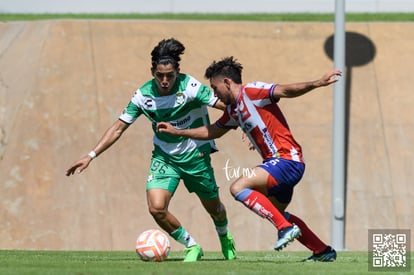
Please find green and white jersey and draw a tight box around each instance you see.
[119,74,218,163]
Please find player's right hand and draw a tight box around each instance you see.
[65,157,91,176]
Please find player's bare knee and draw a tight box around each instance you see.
[148,206,167,220]
[210,204,226,221]
[230,179,244,196]
[215,202,226,216]
[206,201,224,217]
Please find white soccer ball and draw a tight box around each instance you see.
[135,229,171,262]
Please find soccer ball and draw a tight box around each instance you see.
[135,229,171,262]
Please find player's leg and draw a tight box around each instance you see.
[181,155,236,260]
[232,158,304,250]
[268,194,332,256]
[230,166,293,231]
[229,166,300,250]
[146,157,200,262]
[265,159,336,260]
[285,211,337,262]
[200,197,236,260]
[268,196,336,261]
[146,188,179,232]
[230,168,301,251]
[146,189,200,255]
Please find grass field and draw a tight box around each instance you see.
[1,250,412,275]
[0,13,413,22]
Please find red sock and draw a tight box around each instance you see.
[287,213,327,254]
[235,189,291,230]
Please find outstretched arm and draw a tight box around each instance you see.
[65,119,130,176]
[273,69,342,99]
[157,122,229,140]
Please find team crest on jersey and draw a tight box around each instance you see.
[176,92,185,105]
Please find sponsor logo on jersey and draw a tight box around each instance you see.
[262,128,277,155]
[144,99,154,108]
[170,115,191,128]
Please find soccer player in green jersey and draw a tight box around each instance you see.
[65,38,236,262]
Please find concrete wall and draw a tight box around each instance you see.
[1,0,414,14]
[0,20,413,253]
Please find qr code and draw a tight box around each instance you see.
[369,229,411,272]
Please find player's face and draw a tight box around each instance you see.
[153,63,178,95]
[210,77,233,105]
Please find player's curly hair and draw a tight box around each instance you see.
[151,38,185,73]
[204,56,243,84]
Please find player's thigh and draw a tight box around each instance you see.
[181,157,220,200]
[259,158,305,204]
[146,188,174,211]
[230,166,269,195]
[146,157,180,209]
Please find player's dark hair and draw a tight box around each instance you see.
[151,38,185,73]
[204,56,243,84]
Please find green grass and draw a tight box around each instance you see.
[0,250,412,275]
[0,13,413,22]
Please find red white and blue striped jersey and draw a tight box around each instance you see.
[216,81,304,162]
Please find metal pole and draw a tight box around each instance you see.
[332,0,346,251]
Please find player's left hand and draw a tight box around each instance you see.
[321,69,343,86]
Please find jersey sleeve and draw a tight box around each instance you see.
[244,82,279,106]
[197,83,219,107]
[215,106,239,129]
[118,90,143,124]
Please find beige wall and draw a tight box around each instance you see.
[0,20,412,252]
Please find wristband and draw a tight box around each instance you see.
[88,150,97,159]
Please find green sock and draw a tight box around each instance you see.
[171,226,197,247]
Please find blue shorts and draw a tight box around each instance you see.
[259,158,305,204]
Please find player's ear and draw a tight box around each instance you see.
[224,77,232,88]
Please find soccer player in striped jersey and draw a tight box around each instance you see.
[65,39,236,262]
[157,56,341,262]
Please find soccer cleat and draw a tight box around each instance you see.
[219,231,237,260]
[274,224,301,251]
[303,246,337,262]
[183,244,204,262]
